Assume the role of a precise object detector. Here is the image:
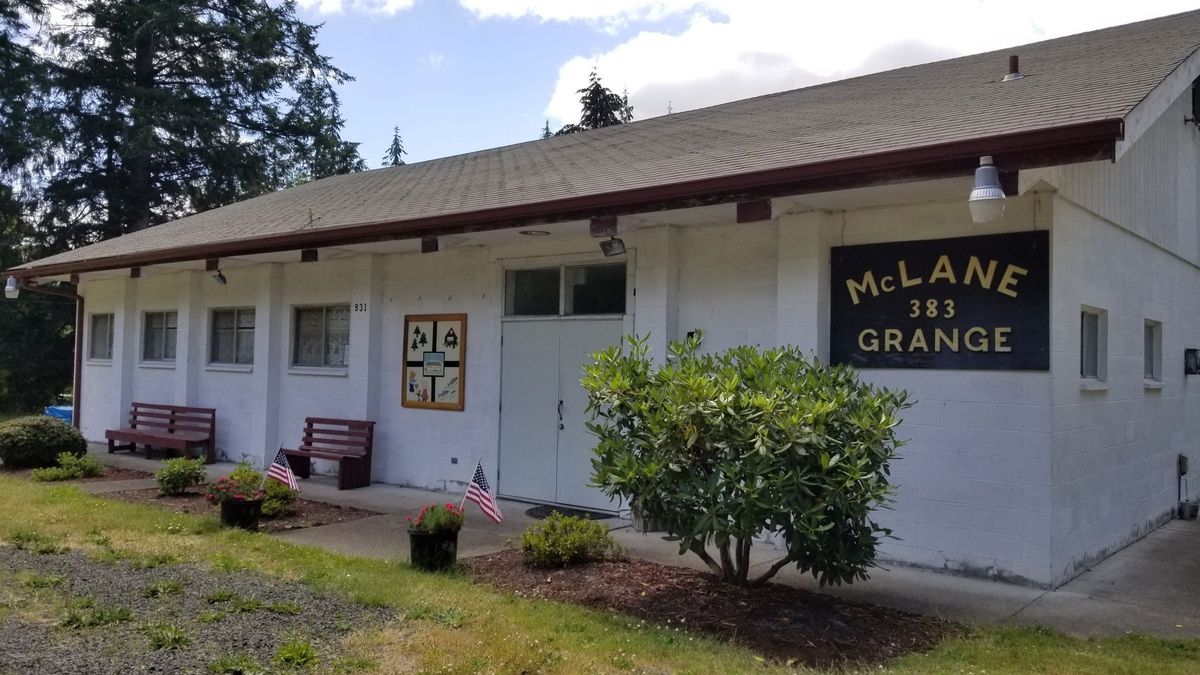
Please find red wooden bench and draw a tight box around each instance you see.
[282,417,375,490]
[106,402,217,464]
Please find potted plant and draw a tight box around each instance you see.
[406,502,464,571]
[206,461,265,531]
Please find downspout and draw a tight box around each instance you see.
[20,281,84,430]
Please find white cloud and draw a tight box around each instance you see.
[459,0,707,24]
[423,52,447,68]
[296,0,416,15]
[532,1,1199,125]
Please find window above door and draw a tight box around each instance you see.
[505,263,627,317]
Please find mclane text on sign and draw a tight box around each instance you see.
[830,231,1049,370]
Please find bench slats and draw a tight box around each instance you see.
[108,402,217,464]
[283,417,375,490]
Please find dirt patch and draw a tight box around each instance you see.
[464,549,957,669]
[101,487,379,532]
[0,465,153,482]
[0,545,390,674]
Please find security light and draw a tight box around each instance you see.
[600,236,626,257]
[212,271,227,285]
[4,276,19,300]
[968,155,1006,224]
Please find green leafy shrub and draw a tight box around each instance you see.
[520,512,618,567]
[143,622,190,649]
[0,416,86,468]
[273,638,318,669]
[156,457,207,496]
[582,333,909,587]
[30,452,105,481]
[262,479,298,518]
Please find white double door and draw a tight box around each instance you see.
[498,318,622,512]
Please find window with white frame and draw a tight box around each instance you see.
[142,311,177,362]
[504,263,627,316]
[293,305,350,368]
[1080,308,1106,380]
[1144,320,1163,382]
[89,313,114,360]
[211,308,255,365]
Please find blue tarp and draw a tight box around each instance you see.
[44,405,73,424]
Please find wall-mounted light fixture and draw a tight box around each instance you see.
[968,155,1006,224]
[4,276,19,300]
[212,271,227,285]
[600,236,626,257]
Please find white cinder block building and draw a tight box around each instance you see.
[9,12,1200,588]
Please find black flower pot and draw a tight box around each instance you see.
[220,498,263,531]
[408,529,459,571]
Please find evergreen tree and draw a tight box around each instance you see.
[383,126,407,166]
[34,0,365,247]
[0,0,47,175]
[539,119,552,140]
[0,1,74,413]
[555,69,634,136]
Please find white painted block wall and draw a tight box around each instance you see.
[73,80,1198,587]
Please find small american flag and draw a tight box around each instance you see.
[465,460,502,523]
[268,447,300,491]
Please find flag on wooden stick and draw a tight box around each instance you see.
[268,447,300,491]
[465,460,502,523]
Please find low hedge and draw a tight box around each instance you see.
[0,416,88,468]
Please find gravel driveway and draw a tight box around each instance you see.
[0,545,390,674]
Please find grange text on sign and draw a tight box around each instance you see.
[829,231,1049,370]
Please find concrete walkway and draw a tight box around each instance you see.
[86,448,1200,638]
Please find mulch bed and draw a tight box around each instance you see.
[0,466,153,482]
[464,549,958,669]
[102,488,379,533]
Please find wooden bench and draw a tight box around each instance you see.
[282,417,375,490]
[106,402,217,464]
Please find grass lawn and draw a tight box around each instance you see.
[1,476,1198,674]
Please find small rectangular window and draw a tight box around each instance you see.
[1080,309,1105,380]
[293,305,350,368]
[211,308,255,365]
[89,313,114,360]
[564,264,626,315]
[505,268,561,316]
[143,311,177,362]
[1144,320,1162,382]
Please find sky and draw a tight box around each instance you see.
[297,0,1200,167]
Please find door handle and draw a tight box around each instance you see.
[558,400,564,430]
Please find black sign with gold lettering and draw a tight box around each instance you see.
[830,231,1049,370]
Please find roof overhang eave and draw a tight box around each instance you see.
[8,118,1124,281]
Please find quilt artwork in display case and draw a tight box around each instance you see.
[403,313,466,411]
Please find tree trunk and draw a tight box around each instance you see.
[752,555,797,587]
[717,540,736,584]
[687,539,723,578]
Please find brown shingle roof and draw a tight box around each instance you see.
[17,9,1200,274]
